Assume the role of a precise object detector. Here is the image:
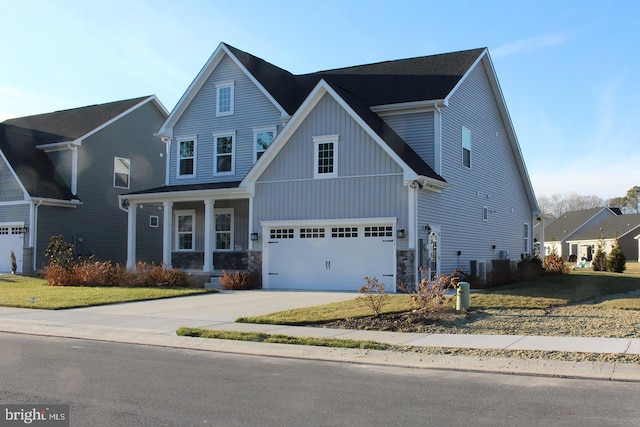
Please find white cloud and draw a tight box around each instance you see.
[493,33,571,57]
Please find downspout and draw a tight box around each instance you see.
[68,143,78,195]
[161,136,171,186]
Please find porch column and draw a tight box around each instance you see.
[204,199,215,272]
[126,202,137,270]
[163,201,173,268]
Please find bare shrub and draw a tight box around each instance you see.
[407,272,456,311]
[357,276,389,316]
[218,270,261,290]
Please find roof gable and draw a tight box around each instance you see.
[242,79,446,188]
[543,208,614,241]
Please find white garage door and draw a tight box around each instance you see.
[0,225,24,273]
[264,222,396,291]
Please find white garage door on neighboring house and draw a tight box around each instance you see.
[0,224,25,274]
[263,219,396,291]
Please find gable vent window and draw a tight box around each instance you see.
[462,126,471,168]
[313,134,339,179]
[114,157,130,189]
[216,81,235,116]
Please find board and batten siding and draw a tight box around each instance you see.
[35,101,167,269]
[382,111,435,169]
[0,156,25,201]
[418,60,534,275]
[170,54,284,185]
[253,93,408,235]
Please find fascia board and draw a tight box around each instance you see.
[222,45,289,119]
[261,217,397,228]
[370,100,445,116]
[120,188,253,204]
[158,44,228,137]
[30,197,81,208]
[0,148,30,199]
[35,140,79,151]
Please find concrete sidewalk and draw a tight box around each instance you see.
[1,290,639,381]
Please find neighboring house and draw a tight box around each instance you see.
[534,207,621,260]
[566,213,640,262]
[121,43,538,291]
[0,96,168,273]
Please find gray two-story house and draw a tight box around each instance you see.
[121,43,538,291]
[0,96,168,273]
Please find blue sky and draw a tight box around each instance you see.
[2,0,638,200]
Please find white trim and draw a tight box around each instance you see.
[215,80,235,116]
[35,141,80,151]
[256,172,403,185]
[149,215,159,228]
[120,187,252,205]
[370,100,445,115]
[261,217,396,228]
[313,134,339,179]
[176,136,197,178]
[213,130,236,175]
[126,202,137,269]
[0,200,31,206]
[215,207,234,251]
[162,201,173,267]
[407,184,417,250]
[462,126,472,169]
[174,209,196,251]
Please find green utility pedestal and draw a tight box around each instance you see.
[456,281,470,310]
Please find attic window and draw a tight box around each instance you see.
[216,81,234,116]
[313,134,339,179]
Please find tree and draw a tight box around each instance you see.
[592,234,607,272]
[537,192,605,217]
[606,236,626,273]
[624,186,640,213]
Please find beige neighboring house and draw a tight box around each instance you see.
[566,213,640,262]
[533,207,621,260]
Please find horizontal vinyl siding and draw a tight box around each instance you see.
[0,156,25,201]
[382,111,435,168]
[0,203,30,224]
[136,202,163,264]
[170,55,283,185]
[418,61,533,275]
[34,102,167,269]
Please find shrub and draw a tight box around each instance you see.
[543,250,568,275]
[518,256,544,280]
[40,264,74,286]
[592,239,607,272]
[607,238,626,273]
[356,276,389,316]
[71,258,122,286]
[10,250,17,274]
[406,273,455,311]
[129,262,192,287]
[44,235,74,270]
[218,270,261,290]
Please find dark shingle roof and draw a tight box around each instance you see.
[4,96,150,140]
[0,124,77,200]
[125,181,243,195]
[225,43,485,183]
[568,213,640,241]
[1,96,152,200]
[543,208,611,241]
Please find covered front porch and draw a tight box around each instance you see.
[121,183,259,273]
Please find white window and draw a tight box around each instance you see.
[482,206,489,222]
[213,131,236,175]
[313,134,339,179]
[254,126,277,162]
[216,81,234,116]
[462,126,471,168]
[175,210,195,251]
[177,138,196,177]
[113,157,130,189]
[149,216,159,228]
[215,208,234,251]
[523,223,530,253]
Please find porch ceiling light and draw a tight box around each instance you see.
[397,229,406,239]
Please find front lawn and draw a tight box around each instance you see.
[237,268,640,336]
[0,275,207,309]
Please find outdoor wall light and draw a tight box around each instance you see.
[397,229,406,238]
[21,226,28,234]
[492,245,496,250]
[457,250,462,256]
[250,233,259,241]
[424,224,431,232]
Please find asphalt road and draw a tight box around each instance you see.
[1,332,639,426]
